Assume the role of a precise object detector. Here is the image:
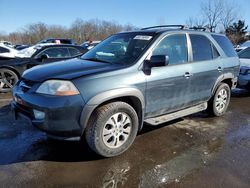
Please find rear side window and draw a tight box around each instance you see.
[212,34,237,57]
[190,34,213,61]
[0,47,10,53]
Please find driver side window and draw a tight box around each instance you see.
[152,34,188,65]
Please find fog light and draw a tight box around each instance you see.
[33,109,45,120]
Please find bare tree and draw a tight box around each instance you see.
[220,0,240,31]
[200,0,240,32]
[201,0,224,32]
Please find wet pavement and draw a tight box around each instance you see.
[0,89,250,187]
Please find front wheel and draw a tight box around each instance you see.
[0,68,18,92]
[85,102,139,157]
[207,83,231,117]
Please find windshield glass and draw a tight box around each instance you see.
[81,33,154,64]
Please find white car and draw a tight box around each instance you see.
[236,40,250,52]
[0,41,14,48]
[0,43,56,59]
[0,44,19,59]
[16,43,56,58]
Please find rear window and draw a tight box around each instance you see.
[68,47,81,56]
[212,34,237,57]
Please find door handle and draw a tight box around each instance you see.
[184,72,193,78]
[218,66,223,72]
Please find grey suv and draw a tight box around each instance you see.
[12,25,240,157]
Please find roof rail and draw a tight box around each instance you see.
[189,26,208,31]
[141,25,185,30]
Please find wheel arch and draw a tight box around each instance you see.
[80,88,145,136]
[211,74,234,95]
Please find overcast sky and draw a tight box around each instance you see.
[0,0,249,34]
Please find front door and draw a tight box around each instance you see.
[145,33,193,118]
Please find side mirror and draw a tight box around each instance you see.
[149,55,169,67]
[41,54,49,60]
[38,54,49,62]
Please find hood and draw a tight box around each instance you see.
[22,58,122,82]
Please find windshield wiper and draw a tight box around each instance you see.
[82,57,111,64]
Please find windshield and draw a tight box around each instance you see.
[81,33,154,65]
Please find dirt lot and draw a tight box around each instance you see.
[0,89,250,187]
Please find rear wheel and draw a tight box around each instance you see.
[207,83,231,116]
[0,68,18,92]
[85,102,139,157]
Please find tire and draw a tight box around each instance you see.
[207,83,231,117]
[85,102,139,157]
[0,68,18,92]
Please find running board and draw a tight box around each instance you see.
[144,102,207,126]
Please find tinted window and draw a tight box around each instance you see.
[212,34,237,57]
[190,34,213,61]
[239,48,250,59]
[68,48,81,56]
[152,34,188,65]
[37,47,70,58]
[0,47,10,53]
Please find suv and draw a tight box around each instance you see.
[12,25,239,157]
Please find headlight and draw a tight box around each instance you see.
[36,80,79,96]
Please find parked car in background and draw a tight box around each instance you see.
[37,38,76,45]
[237,47,250,90]
[0,44,19,59]
[235,40,250,52]
[0,44,87,92]
[81,40,101,50]
[0,41,14,48]
[12,25,239,157]
[15,44,30,50]
[16,43,57,58]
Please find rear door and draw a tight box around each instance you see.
[187,34,222,105]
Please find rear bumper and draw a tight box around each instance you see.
[12,86,85,139]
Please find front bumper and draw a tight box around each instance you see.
[12,85,85,139]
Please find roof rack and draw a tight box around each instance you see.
[141,25,185,30]
[189,26,207,31]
